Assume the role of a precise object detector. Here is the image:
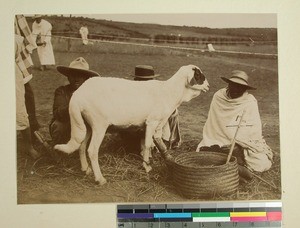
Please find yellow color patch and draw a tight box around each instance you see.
[230,212,267,217]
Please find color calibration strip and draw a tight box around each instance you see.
[117,202,282,227]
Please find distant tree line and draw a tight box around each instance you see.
[152,34,277,45]
[50,31,277,46]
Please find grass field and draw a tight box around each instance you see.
[17,38,280,203]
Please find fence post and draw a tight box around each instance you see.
[67,14,72,51]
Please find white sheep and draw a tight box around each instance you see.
[54,65,209,185]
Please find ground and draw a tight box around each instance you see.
[17,40,281,203]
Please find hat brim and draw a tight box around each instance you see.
[57,66,100,78]
[221,77,256,90]
[130,74,160,79]
[33,15,42,19]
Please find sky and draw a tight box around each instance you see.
[74,13,277,28]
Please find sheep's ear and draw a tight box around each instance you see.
[189,74,198,86]
[189,67,199,86]
[192,67,206,85]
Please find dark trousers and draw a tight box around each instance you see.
[49,120,71,145]
[199,144,246,166]
[24,82,40,132]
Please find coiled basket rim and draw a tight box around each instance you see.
[172,151,237,169]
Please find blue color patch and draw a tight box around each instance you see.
[154,213,192,218]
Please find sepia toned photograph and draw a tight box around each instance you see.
[15,13,280,204]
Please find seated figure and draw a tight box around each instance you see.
[119,65,182,155]
[49,57,99,145]
[196,70,273,181]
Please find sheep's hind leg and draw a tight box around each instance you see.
[79,126,92,175]
[88,126,107,185]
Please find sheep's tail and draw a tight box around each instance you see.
[54,99,86,154]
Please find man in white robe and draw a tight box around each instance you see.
[79,25,89,45]
[32,15,55,71]
[196,70,273,181]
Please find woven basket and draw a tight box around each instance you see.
[167,152,239,199]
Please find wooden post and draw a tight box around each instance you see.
[67,14,72,51]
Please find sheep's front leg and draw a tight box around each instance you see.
[142,122,158,173]
[140,138,152,158]
[152,118,173,160]
[88,126,107,185]
[79,127,92,175]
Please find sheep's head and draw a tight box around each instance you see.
[186,65,209,93]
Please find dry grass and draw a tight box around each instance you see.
[18,137,280,203]
[17,39,280,203]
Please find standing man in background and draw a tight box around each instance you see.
[79,24,89,45]
[15,16,41,159]
[15,15,41,143]
[32,15,55,71]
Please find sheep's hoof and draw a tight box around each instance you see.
[54,144,62,151]
[140,150,153,158]
[161,151,173,161]
[85,167,93,175]
[164,154,173,161]
[143,163,152,173]
[81,166,92,175]
[95,178,107,185]
[54,144,70,154]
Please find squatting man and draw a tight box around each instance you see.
[196,70,273,182]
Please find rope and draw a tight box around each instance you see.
[50,31,277,44]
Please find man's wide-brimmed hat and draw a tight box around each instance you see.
[131,65,160,79]
[33,14,42,19]
[56,57,100,78]
[221,70,256,90]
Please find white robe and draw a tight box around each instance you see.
[79,26,89,45]
[32,19,55,65]
[197,88,273,172]
[15,35,29,130]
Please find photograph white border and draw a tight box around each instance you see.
[1,0,300,227]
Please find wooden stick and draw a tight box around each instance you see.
[34,131,51,150]
[244,165,279,191]
[226,110,245,164]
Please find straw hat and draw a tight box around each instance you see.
[56,57,100,78]
[131,65,160,79]
[33,14,42,19]
[221,70,256,90]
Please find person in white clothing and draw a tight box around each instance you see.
[196,70,273,182]
[15,34,41,159]
[79,24,89,45]
[32,15,55,71]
